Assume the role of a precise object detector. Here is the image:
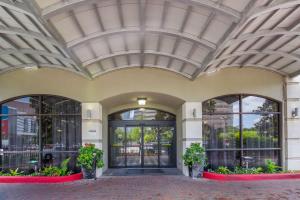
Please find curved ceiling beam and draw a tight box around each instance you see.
[91,64,192,79]
[215,64,287,76]
[0,63,88,78]
[209,50,300,67]
[0,25,63,48]
[223,28,300,49]
[232,1,300,39]
[174,0,241,21]
[82,50,201,68]
[0,1,51,37]
[67,28,216,50]
[0,48,75,64]
[41,0,241,20]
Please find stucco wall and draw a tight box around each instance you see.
[0,67,283,103]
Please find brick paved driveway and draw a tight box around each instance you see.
[1,175,300,200]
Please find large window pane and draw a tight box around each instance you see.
[1,97,39,115]
[110,127,125,167]
[206,151,240,169]
[41,96,81,114]
[243,150,280,168]
[242,96,279,113]
[203,95,240,114]
[203,114,240,149]
[243,114,279,149]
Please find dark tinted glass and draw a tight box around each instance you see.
[206,151,240,169]
[242,150,280,167]
[203,95,239,114]
[41,96,81,114]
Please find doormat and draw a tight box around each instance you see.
[126,169,164,175]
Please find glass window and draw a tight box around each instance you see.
[108,108,175,121]
[203,95,280,169]
[242,95,279,113]
[203,95,239,114]
[0,95,81,172]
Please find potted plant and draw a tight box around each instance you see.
[77,143,104,179]
[183,143,205,178]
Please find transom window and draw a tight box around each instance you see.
[202,95,281,169]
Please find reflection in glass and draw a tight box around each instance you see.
[110,127,125,167]
[160,127,176,167]
[1,97,40,115]
[243,150,280,167]
[242,96,279,112]
[109,108,175,121]
[203,95,239,114]
[0,95,81,171]
[143,127,158,167]
[203,94,281,169]
[243,114,279,149]
[203,115,240,149]
[206,151,240,169]
[126,127,142,167]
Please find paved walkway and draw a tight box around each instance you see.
[1,176,300,200]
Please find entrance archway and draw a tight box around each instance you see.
[108,108,176,168]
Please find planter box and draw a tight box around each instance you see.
[203,171,300,181]
[0,173,82,184]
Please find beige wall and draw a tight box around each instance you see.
[0,67,283,103]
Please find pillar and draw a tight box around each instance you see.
[181,102,202,176]
[286,76,300,170]
[81,102,103,177]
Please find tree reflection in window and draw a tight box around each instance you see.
[203,95,280,169]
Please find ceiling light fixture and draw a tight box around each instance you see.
[137,98,147,106]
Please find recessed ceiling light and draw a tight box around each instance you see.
[24,65,38,70]
[137,98,147,106]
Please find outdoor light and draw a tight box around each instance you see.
[292,107,298,118]
[137,98,147,106]
[86,109,92,119]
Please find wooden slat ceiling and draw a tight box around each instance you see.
[1,0,300,80]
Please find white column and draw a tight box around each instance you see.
[286,76,300,170]
[181,102,202,176]
[82,102,103,177]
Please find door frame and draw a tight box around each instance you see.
[108,120,176,168]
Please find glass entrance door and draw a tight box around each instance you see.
[143,127,159,167]
[109,108,176,168]
[126,126,142,167]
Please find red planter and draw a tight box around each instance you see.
[203,171,300,181]
[0,173,83,184]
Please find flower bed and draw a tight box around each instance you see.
[0,173,83,183]
[203,171,300,181]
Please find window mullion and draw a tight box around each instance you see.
[239,95,243,167]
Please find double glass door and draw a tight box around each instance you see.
[109,122,176,168]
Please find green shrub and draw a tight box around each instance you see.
[0,168,24,176]
[183,143,205,168]
[41,157,71,176]
[77,144,104,170]
[234,166,263,174]
[215,166,231,174]
[264,159,281,173]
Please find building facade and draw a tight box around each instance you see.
[0,0,300,176]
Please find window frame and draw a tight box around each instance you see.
[202,94,282,168]
[0,94,82,171]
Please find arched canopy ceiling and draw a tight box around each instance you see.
[1,0,300,79]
